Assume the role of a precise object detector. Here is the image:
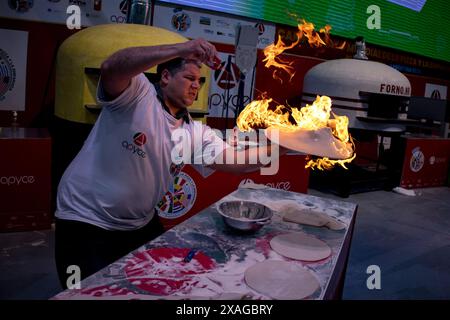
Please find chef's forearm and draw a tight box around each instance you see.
[209,145,286,173]
[101,44,180,80]
[100,44,182,99]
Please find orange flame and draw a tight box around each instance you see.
[236,96,355,170]
[263,19,346,82]
[299,19,327,47]
[305,153,356,170]
[262,36,299,83]
[237,98,291,132]
[244,18,353,170]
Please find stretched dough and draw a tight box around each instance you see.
[283,209,346,230]
[284,209,329,227]
[245,260,320,300]
[270,232,331,261]
[274,200,346,230]
[325,218,346,230]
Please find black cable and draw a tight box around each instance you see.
[249,64,256,101]
[224,54,232,129]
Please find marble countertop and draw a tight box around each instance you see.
[53,187,357,300]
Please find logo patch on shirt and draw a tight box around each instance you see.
[122,132,147,158]
[156,172,197,220]
[170,162,184,177]
[133,132,147,146]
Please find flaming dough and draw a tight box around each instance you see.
[245,260,320,299]
[264,126,353,159]
[270,232,331,261]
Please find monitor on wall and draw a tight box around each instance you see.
[160,0,450,63]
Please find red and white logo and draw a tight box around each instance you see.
[255,23,265,35]
[213,57,241,90]
[121,132,147,158]
[133,132,147,146]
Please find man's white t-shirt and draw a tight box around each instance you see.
[55,74,229,230]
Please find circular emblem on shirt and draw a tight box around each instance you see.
[0,49,16,101]
[410,148,424,173]
[156,172,197,219]
[133,132,147,146]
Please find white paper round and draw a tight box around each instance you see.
[245,260,320,299]
[270,232,331,261]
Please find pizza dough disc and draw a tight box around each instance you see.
[245,260,320,300]
[270,233,331,261]
[265,126,353,159]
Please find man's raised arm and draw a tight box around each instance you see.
[99,38,218,100]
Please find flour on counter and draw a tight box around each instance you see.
[185,249,284,299]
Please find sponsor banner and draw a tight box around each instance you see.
[0,0,128,26]
[0,130,52,231]
[0,29,28,111]
[153,3,275,49]
[275,23,450,79]
[400,137,450,189]
[208,51,255,118]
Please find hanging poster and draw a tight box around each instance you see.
[208,51,255,118]
[424,83,447,100]
[0,29,28,111]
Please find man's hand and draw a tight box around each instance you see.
[208,143,289,175]
[178,38,219,67]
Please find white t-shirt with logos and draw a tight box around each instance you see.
[55,74,230,230]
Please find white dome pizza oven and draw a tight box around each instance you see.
[302,39,411,132]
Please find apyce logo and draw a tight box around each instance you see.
[122,132,147,158]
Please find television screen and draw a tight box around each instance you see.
[161,0,450,63]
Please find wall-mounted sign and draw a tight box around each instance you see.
[425,83,447,100]
[0,29,28,111]
[153,3,275,49]
[0,0,127,26]
[208,52,255,118]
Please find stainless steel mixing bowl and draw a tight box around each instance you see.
[217,201,273,232]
